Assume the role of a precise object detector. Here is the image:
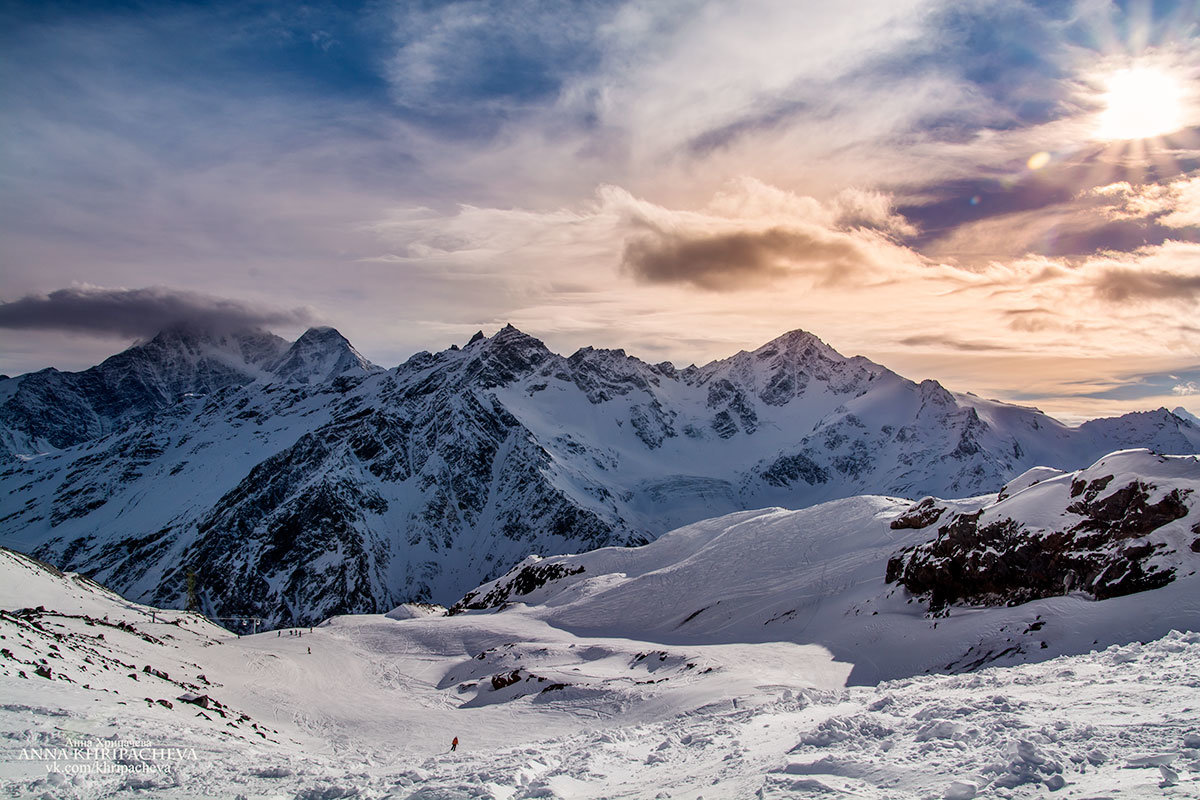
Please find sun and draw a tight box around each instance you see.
[1095,65,1186,141]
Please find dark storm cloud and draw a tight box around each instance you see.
[1091,268,1200,302]
[621,227,874,291]
[0,287,316,338]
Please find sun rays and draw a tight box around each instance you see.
[1095,65,1186,142]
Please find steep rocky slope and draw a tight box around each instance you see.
[885,450,1198,610]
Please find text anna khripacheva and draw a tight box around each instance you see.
[16,738,199,775]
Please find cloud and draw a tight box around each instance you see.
[0,286,317,338]
[1088,174,1200,229]
[898,334,1013,352]
[1174,381,1200,396]
[613,179,923,291]
[366,179,926,294]
[907,160,1200,264]
[1090,266,1200,302]
[622,227,877,290]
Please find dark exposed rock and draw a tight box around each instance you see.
[490,670,523,691]
[887,479,1188,611]
[177,692,211,709]
[761,452,830,487]
[710,410,738,439]
[706,379,758,435]
[890,497,946,530]
[1070,474,1113,499]
[451,562,586,613]
[630,402,677,449]
[1066,481,1189,538]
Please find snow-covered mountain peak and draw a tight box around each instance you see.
[268,326,379,384]
[917,378,957,406]
[750,327,843,363]
[1077,406,1200,454]
[458,323,554,387]
[127,325,287,370]
[1173,405,1200,425]
[6,323,1200,627]
[487,322,544,348]
[561,345,669,403]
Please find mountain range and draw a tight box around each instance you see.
[2,324,1198,626]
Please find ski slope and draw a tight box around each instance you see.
[3,444,1199,799]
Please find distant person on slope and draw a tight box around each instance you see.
[450,737,458,752]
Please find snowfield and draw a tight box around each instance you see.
[2,448,1199,798]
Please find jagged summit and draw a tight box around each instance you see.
[486,322,545,348]
[457,324,553,388]
[754,327,834,353]
[269,326,378,384]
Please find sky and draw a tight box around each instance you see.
[1,0,1199,422]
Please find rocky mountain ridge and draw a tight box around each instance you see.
[1,324,1198,626]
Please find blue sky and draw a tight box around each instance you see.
[1,0,1199,420]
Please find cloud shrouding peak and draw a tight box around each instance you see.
[0,286,317,339]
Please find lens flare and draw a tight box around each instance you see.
[1095,66,1185,140]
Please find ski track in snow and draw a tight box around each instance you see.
[2,585,1198,799]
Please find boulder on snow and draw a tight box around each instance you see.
[176,692,211,709]
[943,780,977,800]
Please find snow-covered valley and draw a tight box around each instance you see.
[3,447,1198,798]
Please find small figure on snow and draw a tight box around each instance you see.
[307,647,311,654]
[450,736,458,752]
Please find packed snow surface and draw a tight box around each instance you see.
[2,450,1198,798]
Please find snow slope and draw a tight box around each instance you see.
[3,324,1199,624]
[454,449,1200,684]
[2,542,1198,798]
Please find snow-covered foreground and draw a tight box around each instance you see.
[3,449,1199,797]
[2,544,1199,799]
